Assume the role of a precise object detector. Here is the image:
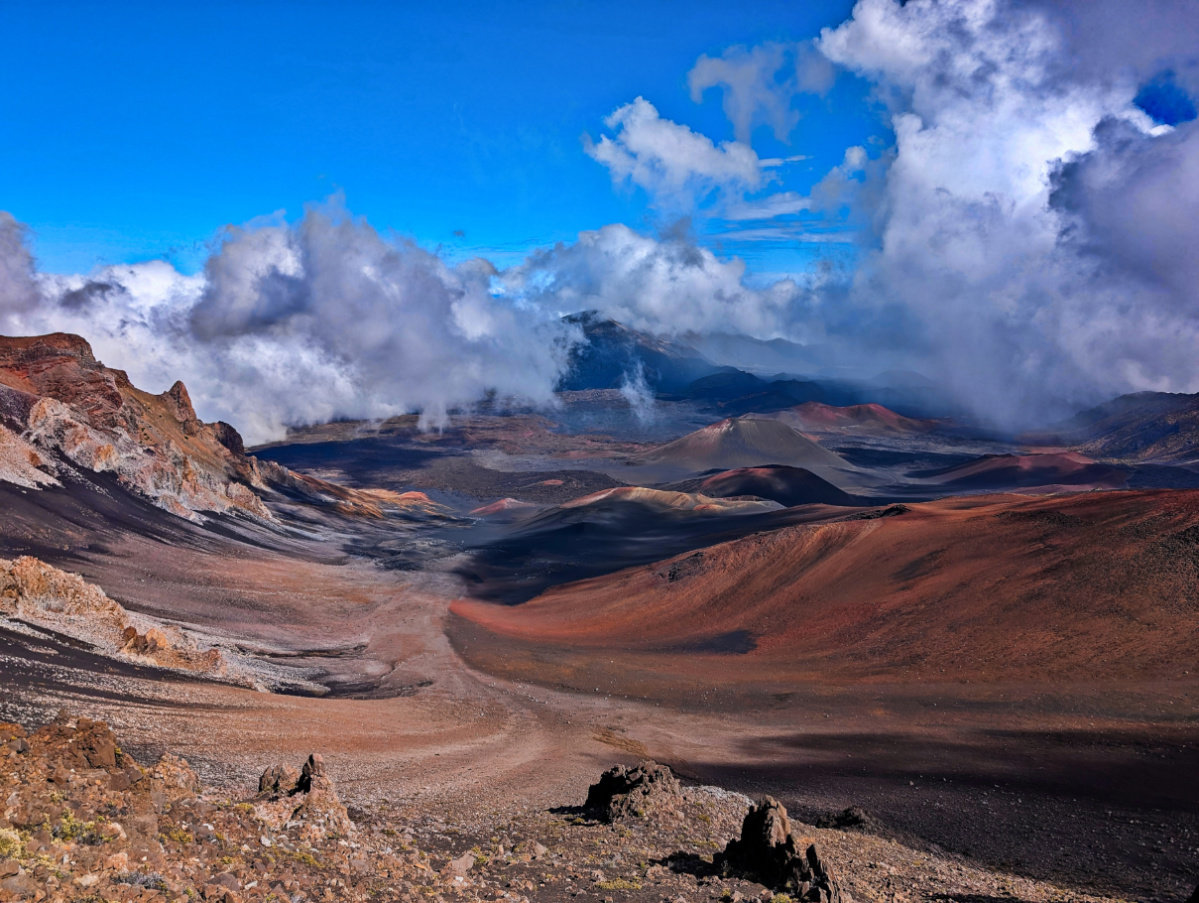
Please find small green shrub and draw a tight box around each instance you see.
[597,877,642,891]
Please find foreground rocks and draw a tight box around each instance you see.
[255,754,355,841]
[584,760,682,823]
[0,715,1160,903]
[718,797,842,902]
[0,713,391,903]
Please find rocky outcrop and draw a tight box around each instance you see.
[584,761,681,823]
[814,805,885,834]
[0,714,380,901]
[0,422,58,488]
[0,332,463,525]
[0,332,273,520]
[0,555,225,675]
[718,797,843,902]
[255,754,354,840]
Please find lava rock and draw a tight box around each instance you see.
[297,753,327,793]
[257,763,301,797]
[584,761,681,823]
[718,796,842,903]
[814,806,883,833]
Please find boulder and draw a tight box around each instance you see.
[584,760,681,823]
[30,712,122,772]
[718,797,842,903]
[254,754,353,840]
[814,806,884,833]
[257,763,301,797]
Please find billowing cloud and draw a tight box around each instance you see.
[584,97,765,207]
[805,0,1199,426]
[2,201,578,445]
[6,0,1199,441]
[0,214,40,316]
[501,221,830,342]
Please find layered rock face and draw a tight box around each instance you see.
[0,332,459,524]
[0,555,225,675]
[0,333,273,520]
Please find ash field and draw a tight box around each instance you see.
[1,325,1198,903]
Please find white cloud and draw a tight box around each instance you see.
[4,200,579,445]
[810,0,1199,426]
[584,97,765,207]
[723,192,813,220]
[502,222,812,340]
[688,43,798,143]
[0,214,40,316]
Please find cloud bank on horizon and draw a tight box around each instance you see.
[2,0,1198,441]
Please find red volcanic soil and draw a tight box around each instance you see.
[555,485,777,514]
[638,416,847,474]
[672,465,861,507]
[452,490,1199,689]
[923,451,1127,491]
[775,401,936,435]
[470,497,540,518]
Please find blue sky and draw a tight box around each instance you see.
[0,0,874,277]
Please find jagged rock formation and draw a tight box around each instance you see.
[0,555,225,675]
[0,332,449,525]
[719,797,843,902]
[583,761,682,823]
[0,714,1152,902]
[255,754,354,841]
[0,333,274,519]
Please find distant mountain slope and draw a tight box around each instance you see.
[557,311,720,392]
[917,451,1127,491]
[637,416,849,475]
[1055,391,1199,465]
[453,489,1199,682]
[773,401,938,436]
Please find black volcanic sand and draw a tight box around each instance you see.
[455,502,867,605]
[688,720,1199,902]
[450,611,1199,903]
[258,437,628,506]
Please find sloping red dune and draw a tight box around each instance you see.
[775,401,936,435]
[452,490,1199,685]
[925,451,1127,491]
